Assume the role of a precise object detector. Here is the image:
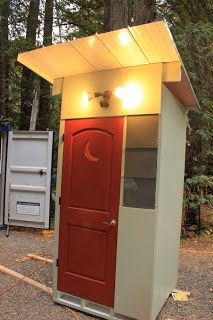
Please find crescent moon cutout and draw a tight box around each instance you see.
[84,140,100,162]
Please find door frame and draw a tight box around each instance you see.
[53,117,126,306]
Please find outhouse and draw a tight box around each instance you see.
[17,20,199,320]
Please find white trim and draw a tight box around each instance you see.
[0,132,7,225]
[53,120,65,297]
[4,131,12,225]
[45,131,53,228]
[54,292,134,320]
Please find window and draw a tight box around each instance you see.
[123,115,159,209]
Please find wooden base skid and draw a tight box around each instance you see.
[54,291,134,320]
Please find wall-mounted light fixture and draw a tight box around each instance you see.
[82,82,144,110]
[82,90,112,108]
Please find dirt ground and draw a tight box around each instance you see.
[0,228,212,320]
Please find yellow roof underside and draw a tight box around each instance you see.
[17,20,198,108]
[18,20,180,83]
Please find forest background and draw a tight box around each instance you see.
[0,0,212,232]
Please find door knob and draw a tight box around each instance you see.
[102,219,117,227]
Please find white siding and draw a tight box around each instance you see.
[114,207,156,320]
[53,121,65,297]
[151,86,187,319]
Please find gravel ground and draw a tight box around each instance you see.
[0,228,212,320]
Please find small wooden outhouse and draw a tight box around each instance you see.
[18,20,199,320]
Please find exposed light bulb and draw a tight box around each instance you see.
[114,86,125,100]
[123,83,144,110]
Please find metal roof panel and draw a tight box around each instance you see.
[70,35,121,70]
[97,28,149,66]
[17,20,198,108]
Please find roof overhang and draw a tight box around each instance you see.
[17,20,199,109]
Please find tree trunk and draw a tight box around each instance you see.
[0,0,10,116]
[104,0,130,31]
[19,0,40,130]
[104,0,156,32]
[133,0,156,25]
[37,0,53,131]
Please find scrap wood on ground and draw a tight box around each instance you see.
[0,229,212,320]
[0,255,81,320]
[0,263,52,296]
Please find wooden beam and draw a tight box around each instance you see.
[0,264,53,295]
[26,254,53,264]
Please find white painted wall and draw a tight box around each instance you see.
[151,86,187,319]
[53,121,65,298]
[61,64,163,119]
[114,207,156,320]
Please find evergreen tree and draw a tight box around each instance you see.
[0,0,10,116]
[37,0,53,130]
[19,0,40,130]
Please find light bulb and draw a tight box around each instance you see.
[114,86,125,100]
[123,83,144,110]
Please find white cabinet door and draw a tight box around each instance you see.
[5,131,53,228]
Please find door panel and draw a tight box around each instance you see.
[4,131,53,228]
[68,129,112,211]
[66,225,107,282]
[58,117,124,307]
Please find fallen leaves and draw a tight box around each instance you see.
[172,289,191,301]
[40,230,54,238]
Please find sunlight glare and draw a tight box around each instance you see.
[118,30,131,47]
[82,91,89,108]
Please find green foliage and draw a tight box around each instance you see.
[54,0,104,41]
[185,175,213,208]
[158,1,213,178]
[157,1,213,229]
[176,22,213,177]
[184,175,213,229]
[0,0,212,228]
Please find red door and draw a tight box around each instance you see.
[58,117,124,307]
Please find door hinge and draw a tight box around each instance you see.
[56,258,59,267]
[59,196,61,205]
[62,134,64,142]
